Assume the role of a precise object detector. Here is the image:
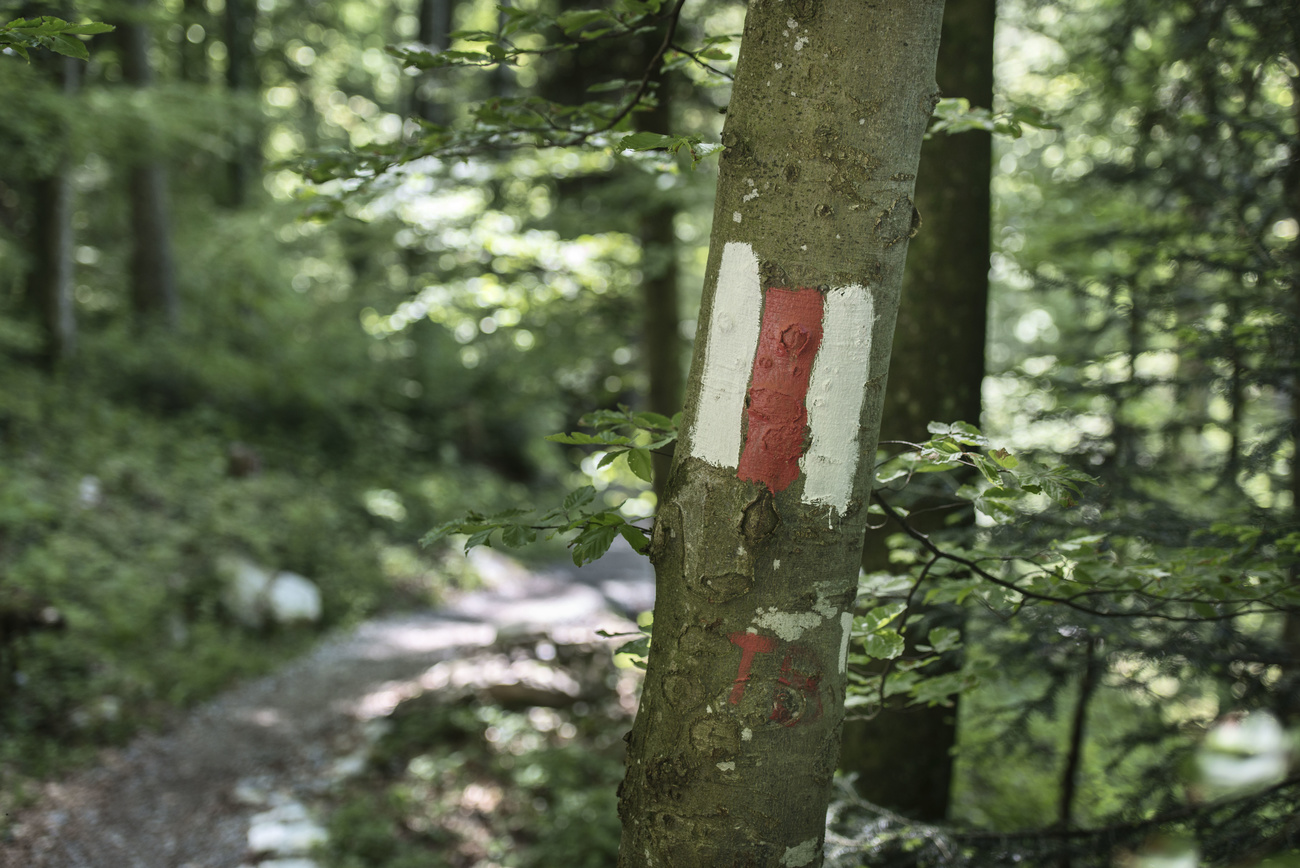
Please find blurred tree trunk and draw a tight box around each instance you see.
[618,0,944,862]
[178,0,208,83]
[23,53,79,366]
[539,0,683,496]
[119,0,180,326]
[411,0,454,124]
[223,0,257,207]
[1283,76,1300,728]
[838,0,994,823]
[630,28,682,500]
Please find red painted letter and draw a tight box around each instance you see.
[728,631,778,704]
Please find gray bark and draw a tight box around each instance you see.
[617,2,945,864]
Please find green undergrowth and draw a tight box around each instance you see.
[321,696,630,868]
[0,353,556,825]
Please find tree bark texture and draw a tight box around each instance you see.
[617,2,945,865]
[841,0,994,823]
[120,0,180,326]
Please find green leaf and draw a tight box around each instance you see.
[501,523,537,547]
[862,629,904,660]
[618,523,650,554]
[61,22,114,35]
[626,448,653,482]
[614,636,650,658]
[973,454,1002,486]
[632,411,675,430]
[465,527,496,550]
[620,131,675,151]
[47,33,88,60]
[571,523,620,565]
[908,671,969,707]
[855,601,907,660]
[859,601,907,631]
[546,430,631,446]
[564,486,597,511]
[556,9,611,34]
[925,626,962,654]
[420,519,464,547]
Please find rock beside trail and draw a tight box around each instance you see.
[217,554,324,628]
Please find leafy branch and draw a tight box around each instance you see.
[927,97,1061,139]
[545,405,680,484]
[846,421,1300,715]
[423,407,678,566]
[0,16,113,61]
[873,493,1298,624]
[295,0,730,186]
[422,484,649,567]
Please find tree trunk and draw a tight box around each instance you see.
[411,0,455,124]
[178,0,208,83]
[120,0,180,326]
[1282,76,1300,728]
[839,0,994,823]
[224,0,257,207]
[617,2,945,863]
[23,51,79,366]
[632,30,683,500]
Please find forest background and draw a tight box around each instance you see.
[1,0,1298,865]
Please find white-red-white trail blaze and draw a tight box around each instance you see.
[689,243,874,516]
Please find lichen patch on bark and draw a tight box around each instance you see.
[782,837,820,866]
[753,607,823,641]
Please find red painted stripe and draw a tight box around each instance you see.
[737,287,825,493]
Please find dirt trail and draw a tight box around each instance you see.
[0,544,653,868]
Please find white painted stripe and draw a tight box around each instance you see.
[800,285,875,512]
[690,241,762,468]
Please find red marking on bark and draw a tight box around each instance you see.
[770,646,824,727]
[737,287,824,493]
[727,631,778,704]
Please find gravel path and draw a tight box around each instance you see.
[0,543,654,868]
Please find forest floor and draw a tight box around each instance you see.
[0,542,654,868]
